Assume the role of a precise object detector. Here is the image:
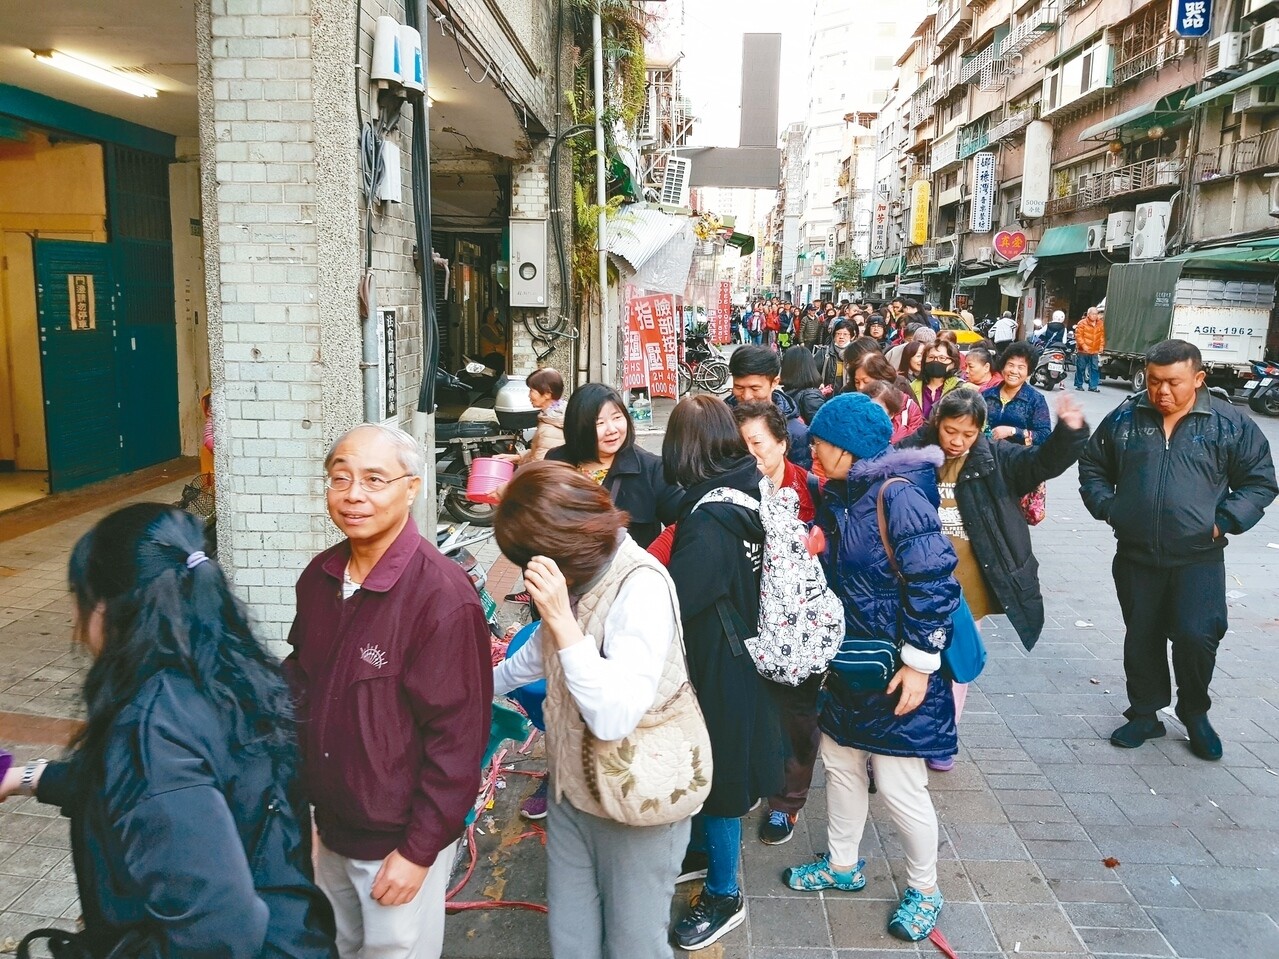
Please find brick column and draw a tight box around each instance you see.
[197,0,361,649]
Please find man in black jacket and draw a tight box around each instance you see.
[1079,340,1277,760]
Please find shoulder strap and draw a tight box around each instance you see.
[805,471,821,506]
[692,486,759,513]
[875,477,910,584]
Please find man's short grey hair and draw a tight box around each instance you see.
[911,327,938,344]
[325,423,426,477]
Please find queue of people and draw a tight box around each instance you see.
[0,334,1271,959]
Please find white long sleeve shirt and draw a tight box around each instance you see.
[493,568,678,742]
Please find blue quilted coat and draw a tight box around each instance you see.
[816,446,961,759]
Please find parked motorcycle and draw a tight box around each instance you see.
[1242,358,1279,416]
[1030,340,1074,391]
[435,365,533,525]
[438,522,501,636]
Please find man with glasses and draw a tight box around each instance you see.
[287,423,493,959]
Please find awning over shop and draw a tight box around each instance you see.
[1077,87,1194,141]
[606,205,685,273]
[922,265,951,275]
[1170,245,1279,269]
[1034,222,1105,258]
[957,266,1018,287]
[725,231,755,256]
[1183,60,1279,108]
[865,256,903,279]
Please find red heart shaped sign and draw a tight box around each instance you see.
[993,230,1027,260]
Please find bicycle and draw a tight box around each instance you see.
[677,333,731,395]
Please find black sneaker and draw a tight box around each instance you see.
[675,850,708,884]
[672,890,745,951]
[1185,714,1223,761]
[1110,717,1166,749]
[759,809,797,845]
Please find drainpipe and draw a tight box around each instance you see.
[361,273,380,423]
[594,7,610,384]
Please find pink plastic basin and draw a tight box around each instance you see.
[465,457,514,504]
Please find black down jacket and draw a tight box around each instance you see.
[1079,389,1276,568]
[36,671,336,959]
[901,417,1089,649]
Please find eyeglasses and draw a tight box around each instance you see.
[325,474,415,493]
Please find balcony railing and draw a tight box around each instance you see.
[1194,128,1279,180]
[1001,3,1060,60]
[960,42,999,84]
[1113,34,1186,86]
[932,131,962,171]
[988,101,1041,142]
[907,165,932,186]
[959,129,991,159]
[1043,156,1185,214]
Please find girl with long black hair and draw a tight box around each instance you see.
[0,503,336,959]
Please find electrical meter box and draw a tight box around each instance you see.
[509,219,548,307]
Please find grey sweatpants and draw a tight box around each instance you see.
[546,797,691,959]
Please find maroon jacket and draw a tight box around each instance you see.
[286,518,493,868]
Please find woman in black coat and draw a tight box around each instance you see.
[900,389,1089,650]
[545,383,677,548]
[0,504,335,959]
[663,396,783,953]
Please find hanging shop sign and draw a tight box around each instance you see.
[969,153,996,234]
[623,292,679,398]
[908,181,931,247]
[1173,0,1211,37]
[711,281,733,344]
[993,230,1028,260]
[1021,120,1053,218]
[872,200,890,256]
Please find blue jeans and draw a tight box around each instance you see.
[1075,352,1100,390]
[688,814,741,897]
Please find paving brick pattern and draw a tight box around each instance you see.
[0,388,1276,958]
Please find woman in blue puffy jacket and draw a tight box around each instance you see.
[782,392,961,944]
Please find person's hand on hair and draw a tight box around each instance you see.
[524,556,577,641]
[370,849,429,906]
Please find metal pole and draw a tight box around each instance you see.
[593,7,610,384]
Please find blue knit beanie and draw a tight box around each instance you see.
[809,392,893,460]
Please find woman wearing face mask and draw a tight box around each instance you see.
[984,342,1051,447]
[0,505,337,958]
[545,383,677,547]
[900,390,1089,768]
[909,341,971,420]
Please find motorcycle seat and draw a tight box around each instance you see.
[437,421,502,440]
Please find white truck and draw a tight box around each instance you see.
[1099,261,1273,392]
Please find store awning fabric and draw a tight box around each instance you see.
[957,266,1018,287]
[1079,87,1196,140]
[725,231,755,256]
[1184,60,1279,108]
[1034,221,1105,258]
[864,256,902,279]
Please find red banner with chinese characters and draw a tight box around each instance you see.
[623,293,679,398]
[710,281,733,344]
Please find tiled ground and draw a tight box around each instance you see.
[2,388,1278,958]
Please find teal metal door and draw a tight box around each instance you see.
[34,239,122,491]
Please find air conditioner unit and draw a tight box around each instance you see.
[1247,20,1279,61]
[1085,224,1106,251]
[1206,33,1246,79]
[659,157,692,207]
[1153,160,1182,185]
[1270,178,1279,217]
[976,245,994,262]
[1233,85,1279,112]
[1132,201,1171,260]
[1106,211,1136,250]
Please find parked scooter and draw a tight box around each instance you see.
[435,364,535,525]
[437,522,501,636]
[1030,340,1074,391]
[1242,358,1279,416]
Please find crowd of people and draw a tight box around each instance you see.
[0,319,1273,959]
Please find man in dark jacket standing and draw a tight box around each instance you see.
[289,424,493,959]
[1079,340,1276,760]
[799,305,823,350]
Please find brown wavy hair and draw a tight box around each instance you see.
[494,461,628,589]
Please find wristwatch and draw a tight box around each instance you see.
[20,759,47,797]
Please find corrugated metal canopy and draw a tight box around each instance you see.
[1184,60,1279,108]
[605,205,686,273]
[957,266,1018,287]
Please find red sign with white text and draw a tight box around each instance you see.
[711,281,733,344]
[623,293,679,398]
[993,230,1028,260]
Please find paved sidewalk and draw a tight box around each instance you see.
[1,386,1277,957]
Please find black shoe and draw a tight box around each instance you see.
[1185,714,1223,761]
[675,850,708,884]
[1110,717,1167,749]
[672,890,745,951]
[759,809,797,845]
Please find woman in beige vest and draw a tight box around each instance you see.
[494,462,704,959]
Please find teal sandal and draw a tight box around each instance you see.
[782,854,867,892]
[888,886,944,941]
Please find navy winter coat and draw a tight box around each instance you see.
[816,446,961,759]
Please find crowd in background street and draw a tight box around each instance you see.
[0,309,1274,959]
